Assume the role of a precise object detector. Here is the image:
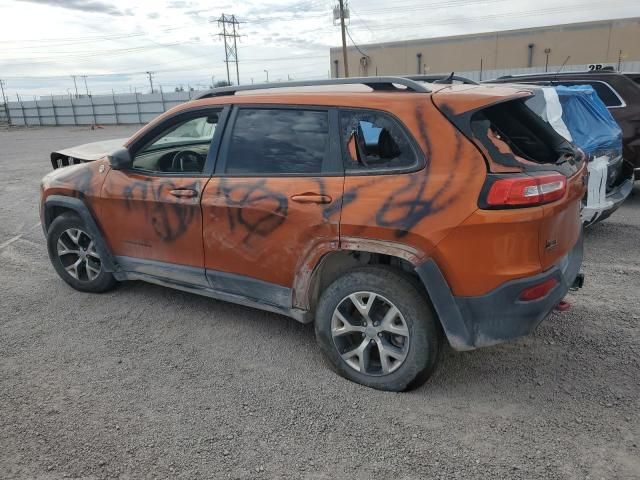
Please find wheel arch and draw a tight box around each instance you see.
[295,240,470,350]
[44,195,118,273]
[294,238,429,314]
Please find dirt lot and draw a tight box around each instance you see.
[1,126,639,480]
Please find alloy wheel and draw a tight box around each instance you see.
[331,291,410,376]
[56,228,102,282]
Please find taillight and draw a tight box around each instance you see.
[519,278,558,301]
[482,172,567,208]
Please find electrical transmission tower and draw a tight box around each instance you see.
[218,13,241,85]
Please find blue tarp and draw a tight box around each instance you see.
[555,85,623,156]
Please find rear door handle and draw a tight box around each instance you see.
[169,188,198,199]
[290,193,332,204]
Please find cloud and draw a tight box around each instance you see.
[16,0,127,16]
[147,12,160,19]
[167,1,195,8]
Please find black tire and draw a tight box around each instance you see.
[46,212,117,293]
[315,265,442,392]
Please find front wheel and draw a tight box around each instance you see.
[315,266,442,391]
[46,212,116,293]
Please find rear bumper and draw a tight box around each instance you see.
[416,234,584,351]
[582,177,634,226]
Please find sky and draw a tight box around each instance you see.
[0,0,638,98]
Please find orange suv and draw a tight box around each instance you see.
[40,77,586,391]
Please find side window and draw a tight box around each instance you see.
[225,108,329,175]
[339,110,419,173]
[557,81,623,107]
[132,112,220,174]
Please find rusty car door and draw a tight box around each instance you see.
[201,106,344,308]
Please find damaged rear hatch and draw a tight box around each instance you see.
[431,84,586,271]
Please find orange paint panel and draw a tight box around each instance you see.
[97,169,207,267]
[41,159,109,219]
[539,165,587,270]
[201,176,343,288]
[432,207,545,296]
[340,99,487,264]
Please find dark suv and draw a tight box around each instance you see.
[489,71,640,180]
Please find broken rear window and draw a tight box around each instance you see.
[470,97,575,167]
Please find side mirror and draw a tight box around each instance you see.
[108,148,132,170]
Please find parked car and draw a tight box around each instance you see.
[488,71,640,180]
[522,84,632,225]
[625,72,640,86]
[40,77,586,391]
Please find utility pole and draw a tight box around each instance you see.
[618,49,623,72]
[544,48,551,72]
[264,69,269,83]
[338,0,349,77]
[146,71,155,93]
[0,79,11,124]
[218,13,242,85]
[81,75,89,96]
[71,75,79,98]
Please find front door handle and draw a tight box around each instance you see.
[169,188,198,199]
[290,193,332,204]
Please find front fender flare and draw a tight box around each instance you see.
[43,195,119,273]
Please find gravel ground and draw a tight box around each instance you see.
[1,126,639,480]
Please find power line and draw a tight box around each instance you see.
[346,26,368,58]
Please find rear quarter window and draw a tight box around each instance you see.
[339,109,422,174]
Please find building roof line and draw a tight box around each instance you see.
[329,16,640,53]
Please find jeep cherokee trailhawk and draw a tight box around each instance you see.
[41,77,586,391]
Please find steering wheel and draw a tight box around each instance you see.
[170,150,203,172]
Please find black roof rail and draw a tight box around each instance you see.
[405,74,479,85]
[195,76,430,99]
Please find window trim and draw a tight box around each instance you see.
[215,104,343,178]
[125,105,230,178]
[527,80,626,109]
[338,107,427,176]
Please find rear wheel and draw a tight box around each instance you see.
[315,266,442,391]
[47,213,116,293]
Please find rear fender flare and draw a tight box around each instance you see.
[293,237,425,311]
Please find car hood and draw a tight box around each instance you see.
[51,137,128,169]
